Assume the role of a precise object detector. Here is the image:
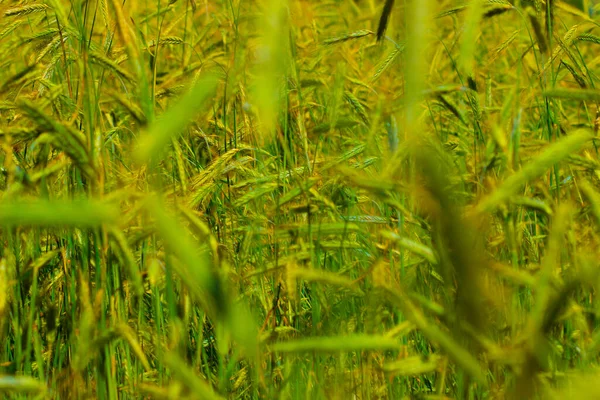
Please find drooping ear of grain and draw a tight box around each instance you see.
[540,24,579,76]
[371,43,404,82]
[324,29,373,45]
[18,100,96,178]
[186,147,246,207]
[4,4,49,17]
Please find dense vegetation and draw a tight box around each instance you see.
[2,0,600,398]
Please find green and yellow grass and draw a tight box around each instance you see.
[2,0,600,398]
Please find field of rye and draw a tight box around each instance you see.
[3,0,600,398]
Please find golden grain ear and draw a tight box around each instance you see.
[377,0,395,41]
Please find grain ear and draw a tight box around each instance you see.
[376,0,395,41]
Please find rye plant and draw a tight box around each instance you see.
[1,0,600,398]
